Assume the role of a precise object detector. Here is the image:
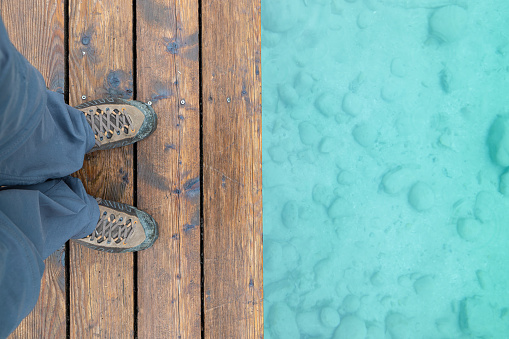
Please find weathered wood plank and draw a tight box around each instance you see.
[202,0,263,338]
[8,249,66,339]
[2,1,67,337]
[136,0,201,337]
[68,1,135,337]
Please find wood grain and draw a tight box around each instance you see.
[4,0,263,336]
[136,0,201,337]
[202,0,263,338]
[1,0,66,94]
[8,249,66,339]
[68,1,135,337]
[2,1,67,337]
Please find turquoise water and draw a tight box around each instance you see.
[262,0,509,338]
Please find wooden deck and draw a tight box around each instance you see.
[3,0,262,338]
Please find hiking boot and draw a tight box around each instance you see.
[76,98,157,153]
[74,198,158,253]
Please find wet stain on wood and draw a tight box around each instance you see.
[148,81,173,103]
[139,162,170,191]
[96,70,133,98]
[163,33,199,61]
[167,41,179,54]
[119,168,130,185]
[108,181,128,202]
[190,209,200,226]
[81,34,91,45]
[138,0,175,26]
[183,223,196,233]
[78,26,99,64]
[183,177,200,199]
[164,143,176,151]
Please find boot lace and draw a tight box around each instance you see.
[83,107,134,147]
[87,211,135,245]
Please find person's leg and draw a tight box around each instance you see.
[0,12,157,187]
[0,15,95,187]
[0,176,99,338]
[0,90,96,186]
[0,14,46,162]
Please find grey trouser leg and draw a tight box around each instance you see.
[0,90,97,186]
[0,14,95,186]
[0,177,99,338]
[0,14,100,338]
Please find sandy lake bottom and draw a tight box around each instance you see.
[262,0,509,338]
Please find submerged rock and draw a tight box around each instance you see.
[380,166,412,194]
[321,307,340,328]
[429,5,468,43]
[333,315,366,339]
[281,200,299,228]
[316,92,342,118]
[499,170,509,196]
[299,121,320,145]
[278,84,299,106]
[328,197,353,219]
[459,296,498,337]
[473,191,496,223]
[262,0,302,32]
[294,72,314,95]
[385,312,412,339]
[319,137,336,153]
[456,218,482,242]
[342,93,363,117]
[268,303,300,338]
[390,57,408,78]
[488,115,509,167]
[352,123,377,148]
[341,294,360,313]
[408,181,434,211]
[297,311,327,337]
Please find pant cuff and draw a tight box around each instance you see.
[71,106,96,153]
[71,194,100,239]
